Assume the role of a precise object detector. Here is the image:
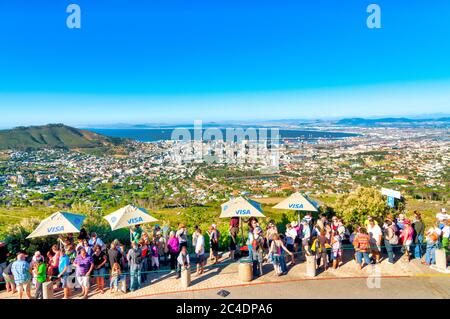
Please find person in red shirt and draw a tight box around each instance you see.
[353,227,372,269]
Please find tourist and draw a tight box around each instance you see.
[167,231,180,271]
[156,231,168,266]
[107,242,122,272]
[33,256,46,299]
[325,224,333,265]
[266,220,278,250]
[130,224,143,244]
[229,223,238,260]
[331,227,343,269]
[353,227,371,270]
[109,262,121,293]
[82,239,93,256]
[46,244,60,282]
[400,220,414,261]
[412,212,425,259]
[285,223,296,253]
[89,232,106,251]
[247,217,259,256]
[176,223,188,250]
[436,208,448,230]
[92,244,107,293]
[423,227,439,266]
[2,259,16,294]
[150,238,160,271]
[292,221,301,253]
[57,248,71,299]
[269,234,293,276]
[229,217,240,257]
[73,247,94,299]
[11,253,32,299]
[78,228,89,241]
[195,228,206,275]
[176,245,190,279]
[139,239,149,281]
[75,237,84,254]
[367,217,382,263]
[127,241,143,292]
[312,229,329,271]
[396,213,406,231]
[442,219,450,255]
[383,220,398,264]
[298,220,310,259]
[31,251,44,288]
[209,224,220,264]
[251,227,265,277]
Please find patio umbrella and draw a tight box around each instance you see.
[273,192,319,224]
[220,196,265,245]
[104,204,158,231]
[26,211,86,239]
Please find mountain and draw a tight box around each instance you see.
[0,124,127,151]
[336,117,450,127]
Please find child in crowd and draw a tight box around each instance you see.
[109,262,121,294]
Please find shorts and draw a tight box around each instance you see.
[3,273,13,284]
[60,274,70,288]
[229,240,237,251]
[77,275,90,287]
[15,280,31,292]
[302,238,309,247]
[196,254,205,265]
[332,249,342,259]
[93,268,106,277]
[211,242,219,254]
[271,254,281,265]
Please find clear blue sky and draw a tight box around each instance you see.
[0,0,449,127]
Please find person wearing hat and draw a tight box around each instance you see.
[251,227,265,278]
[291,221,301,253]
[396,214,406,231]
[156,230,168,267]
[367,218,383,264]
[11,253,32,299]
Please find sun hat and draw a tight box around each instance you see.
[291,221,299,227]
[211,224,217,229]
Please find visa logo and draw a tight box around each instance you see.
[128,216,144,224]
[47,226,64,233]
[235,209,251,215]
[288,204,304,209]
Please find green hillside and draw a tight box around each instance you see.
[0,124,125,150]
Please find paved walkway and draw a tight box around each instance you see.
[1,252,448,299]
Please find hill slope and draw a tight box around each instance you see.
[0,124,126,150]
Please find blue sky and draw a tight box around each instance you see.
[0,0,449,127]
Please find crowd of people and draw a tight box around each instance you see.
[0,207,448,299]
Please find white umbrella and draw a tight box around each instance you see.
[220,196,265,218]
[220,196,265,246]
[26,211,86,239]
[273,192,319,223]
[104,204,158,231]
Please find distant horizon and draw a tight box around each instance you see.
[0,112,449,130]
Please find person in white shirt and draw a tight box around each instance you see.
[285,223,297,253]
[194,228,205,275]
[367,219,383,263]
[436,208,448,229]
[301,220,311,258]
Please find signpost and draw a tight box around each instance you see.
[381,188,401,208]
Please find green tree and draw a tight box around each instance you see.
[334,187,388,226]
